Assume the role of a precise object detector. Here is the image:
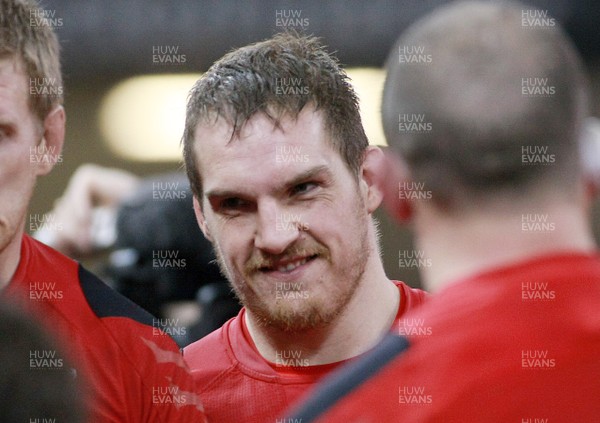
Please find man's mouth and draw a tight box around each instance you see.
[259,254,318,274]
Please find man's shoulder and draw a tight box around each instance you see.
[288,254,600,422]
[185,323,230,361]
[15,237,209,420]
[395,251,600,367]
[75,265,194,375]
[184,314,239,381]
[78,265,207,421]
[17,234,78,283]
[11,236,91,331]
[184,315,261,406]
[19,236,185,362]
[22,235,155,325]
[77,265,155,327]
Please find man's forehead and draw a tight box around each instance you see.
[0,56,25,81]
[0,57,30,116]
[193,107,343,195]
[194,106,327,146]
[194,112,335,176]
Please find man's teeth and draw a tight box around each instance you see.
[276,257,309,273]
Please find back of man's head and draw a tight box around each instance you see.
[383,0,588,211]
[0,0,63,121]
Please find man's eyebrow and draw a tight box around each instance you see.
[204,164,332,200]
[283,165,332,190]
[0,115,16,126]
[204,188,244,201]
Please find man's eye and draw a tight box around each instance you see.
[218,197,249,211]
[0,127,13,142]
[292,182,317,196]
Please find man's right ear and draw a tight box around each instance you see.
[379,149,414,224]
[192,195,212,241]
[581,117,600,199]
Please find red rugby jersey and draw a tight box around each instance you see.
[184,281,427,423]
[2,235,208,423]
[288,252,600,422]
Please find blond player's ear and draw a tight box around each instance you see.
[36,105,65,175]
[193,196,212,241]
[380,149,414,223]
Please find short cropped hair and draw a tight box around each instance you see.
[383,1,588,210]
[182,32,368,199]
[0,0,63,121]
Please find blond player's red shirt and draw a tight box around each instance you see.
[2,234,208,423]
[184,280,427,423]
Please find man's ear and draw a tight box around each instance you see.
[36,105,65,176]
[380,149,414,224]
[193,195,212,241]
[359,146,385,214]
[580,117,600,200]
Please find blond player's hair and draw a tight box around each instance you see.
[0,0,63,121]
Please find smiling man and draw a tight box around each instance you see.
[182,33,426,422]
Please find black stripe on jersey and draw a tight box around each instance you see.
[286,334,410,422]
[79,265,155,326]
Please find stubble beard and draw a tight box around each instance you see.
[211,206,371,333]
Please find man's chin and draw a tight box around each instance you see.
[253,302,338,333]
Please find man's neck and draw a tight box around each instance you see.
[415,194,597,293]
[245,255,399,366]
